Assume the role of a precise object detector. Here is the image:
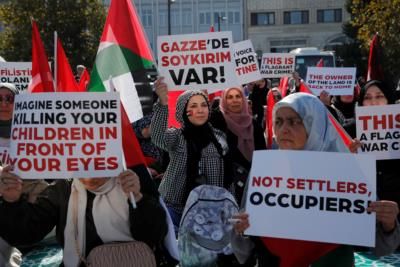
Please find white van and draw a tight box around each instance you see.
[290,47,335,79]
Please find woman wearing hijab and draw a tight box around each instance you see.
[210,87,266,202]
[231,93,400,266]
[151,78,233,229]
[0,165,167,267]
[331,88,359,138]
[358,80,400,218]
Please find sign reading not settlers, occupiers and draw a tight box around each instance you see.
[245,150,376,247]
[157,31,239,92]
[9,92,123,179]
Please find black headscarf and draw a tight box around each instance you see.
[358,80,396,106]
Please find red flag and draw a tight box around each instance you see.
[210,25,215,32]
[265,90,275,148]
[278,76,289,97]
[78,68,90,91]
[28,20,54,93]
[56,38,80,92]
[367,33,384,81]
[168,91,184,128]
[316,58,324,67]
[261,238,338,267]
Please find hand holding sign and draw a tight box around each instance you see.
[118,169,143,202]
[154,77,169,106]
[0,165,22,203]
[368,201,399,232]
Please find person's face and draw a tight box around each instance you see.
[79,178,109,191]
[0,88,15,121]
[362,85,388,106]
[274,107,308,150]
[77,67,84,76]
[340,95,354,103]
[225,88,243,113]
[186,95,209,126]
[272,91,282,102]
[141,126,151,138]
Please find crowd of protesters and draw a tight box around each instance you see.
[1,67,400,267]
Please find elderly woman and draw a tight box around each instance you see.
[358,80,400,217]
[0,165,167,267]
[232,93,400,267]
[151,78,232,229]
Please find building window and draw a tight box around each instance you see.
[317,9,342,23]
[199,12,211,25]
[283,10,309,24]
[228,11,240,24]
[158,10,167,26]
[251,12,275,26]
[182,8,192,26]
[141,9,152,27]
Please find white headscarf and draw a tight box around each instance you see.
[63,178,133,267]
[273,93,348,153]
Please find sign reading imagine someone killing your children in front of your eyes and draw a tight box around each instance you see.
[157,31,239,92]
[245,150,376,247]
[356,105,400,160]
[9,92,123,179]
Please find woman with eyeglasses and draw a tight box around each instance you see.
[0,83,17,147]
[230,93,400,267]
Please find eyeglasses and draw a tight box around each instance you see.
[0,95,14,104]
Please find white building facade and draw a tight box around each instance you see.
[247,0,351,57]
[102,0,245,53]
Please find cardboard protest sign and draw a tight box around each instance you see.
[245,150,376,247]
[306,67,356,96]
[259,53,295,78]
[157,31,239,92]
[356,105,400,160]
[0,62,32,92]
[9,92,123,179]
[232,40,262,85]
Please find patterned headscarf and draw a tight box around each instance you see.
[175,90,209,126]
[273,93,348,152]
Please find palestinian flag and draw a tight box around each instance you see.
[88,0,155,123]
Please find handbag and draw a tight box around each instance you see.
[72,189,157,267]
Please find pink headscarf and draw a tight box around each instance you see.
[220,87,254,161]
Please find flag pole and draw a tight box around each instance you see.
[54,31,58,91]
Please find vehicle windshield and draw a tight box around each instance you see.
[295,55,334,79]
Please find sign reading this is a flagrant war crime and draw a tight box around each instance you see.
[157,31,239,92]
[306,67,356,96]
[245,150,376,247]
[9,92,123,179]
[259,53,295,78]
[0,62,32,92]
[356,105,400,160]
[232,40,262,84]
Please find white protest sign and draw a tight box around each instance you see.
[259,53,295,78]
[356,105,400,160]
[0,62,32,92]
[232,40,262,85]
[157,31,239,92]
[9,92,123,179]
[306,67,356,96]
[245,150,376,247]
